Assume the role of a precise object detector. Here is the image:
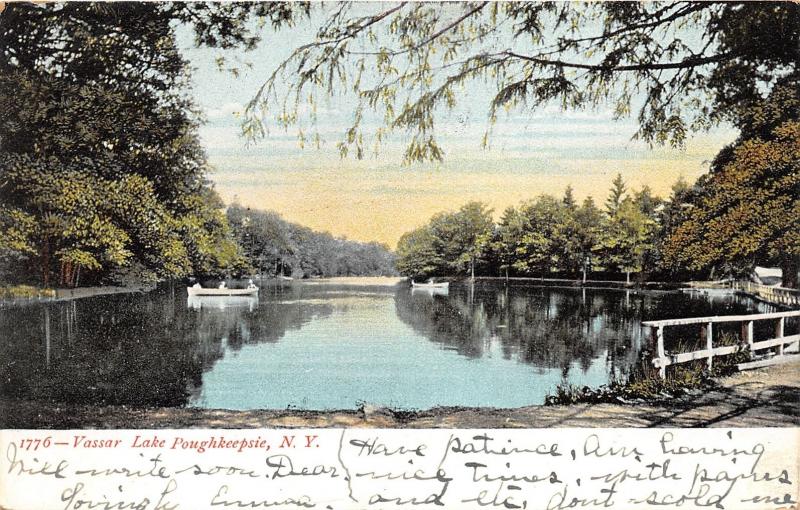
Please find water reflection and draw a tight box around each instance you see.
[395,283,645,381]
[0,283,333,408]
[0,281,776,411]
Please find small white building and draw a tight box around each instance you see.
[754,266,782,286]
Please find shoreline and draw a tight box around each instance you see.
[0,284,154,306]
[2,360,797,429]
[299,276,406,287]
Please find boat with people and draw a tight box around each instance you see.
[187,280,259,296]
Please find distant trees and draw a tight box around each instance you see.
[227,205,397,278]
[597,199,656,284]
[396,202,493,279]
[396,175,695,282]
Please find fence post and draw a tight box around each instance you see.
[705,321,713,371]
[654,325,666,379]
[742,320,754,355]
[776,317,785,356]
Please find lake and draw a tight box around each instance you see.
[0,280,778,410]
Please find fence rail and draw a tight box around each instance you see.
[642,310,800,378]
[730,281,800,307]
[686,280,800,307]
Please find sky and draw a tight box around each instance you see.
[177,5,738,247]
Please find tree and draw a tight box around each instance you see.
[228,204,397,278]
[513,196,571,278]
[573,197,604,282]
[242,2,799,163]
[0,3,288,284]
[562,186,577,211]
[600,199,654,284]
[396,227,444,278]
[396,202,493,278]
[490,206,527,281]
[605,173,628,217]
[663,85,800,287]
[446,202,494,279]
[633,185,662,217]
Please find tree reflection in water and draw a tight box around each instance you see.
[395,283,645,383]
[394,282,777,384]
[0,282,333,408]
[0,281,773,410]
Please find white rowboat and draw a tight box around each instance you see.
[411,281,449,290]
[187,287,259,296]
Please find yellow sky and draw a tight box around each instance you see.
[208,132,734,247]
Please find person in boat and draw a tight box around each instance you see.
[247,279,256,289]
[192,283,202,289]
[218,281,227,289]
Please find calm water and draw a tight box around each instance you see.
[0,281,777,410]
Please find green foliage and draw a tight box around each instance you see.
[546,332,750,405]
[0,285,56,299]
[228,205,397,278]
[663,83,800,287]
[0,3,260,285]
[604,173,628,217]
[397,227,443,278]
[396,202,493,278]
[597,197,656,278]
[0,205,37,277]
[397,179,668,280]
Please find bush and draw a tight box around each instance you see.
[545,331,750,405]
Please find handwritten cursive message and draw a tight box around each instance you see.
[0,429,796,509]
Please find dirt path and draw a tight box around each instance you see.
[2,360,797,429]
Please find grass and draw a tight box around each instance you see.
[545,332,752,405]
[0,285,56,299]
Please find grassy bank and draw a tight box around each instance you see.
[546,333,751,405]
[0,283,154,303]
[0,285,56,299]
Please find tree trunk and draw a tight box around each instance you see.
[470,257,475,281]
[41,241,50,288]
[505,267,509,284]
[781,254,799,289]
[626,270,630,285]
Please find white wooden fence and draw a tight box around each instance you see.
[686,280,800,307]
[730,281,800,307]
[642,310,800,378]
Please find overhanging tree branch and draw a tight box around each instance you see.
[503,50,737,72]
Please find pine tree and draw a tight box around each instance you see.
[605,174,627,217]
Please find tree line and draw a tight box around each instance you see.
[397,176,672,283]
[227,205,397,279]
[398,134,798,288]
